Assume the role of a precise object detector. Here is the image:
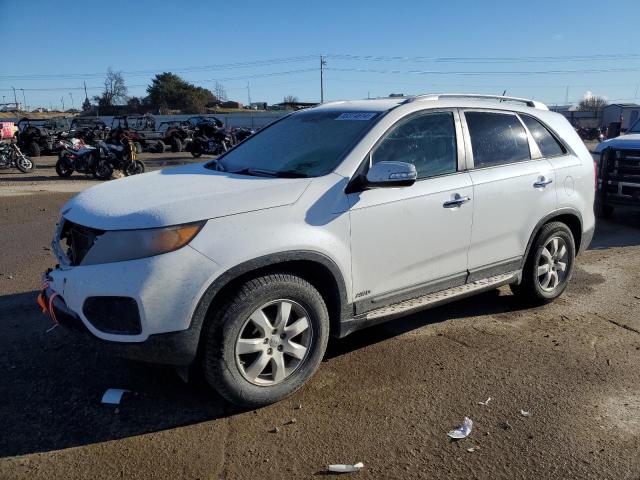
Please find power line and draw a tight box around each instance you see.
[326,53,640,64]
[326,66,640,76]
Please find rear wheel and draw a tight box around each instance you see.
[93,160,113,180]
[202,273,329,407]
[154,140,166,153]
[170,136,183,152]
[511,222,575,305]
[29,141,41,157]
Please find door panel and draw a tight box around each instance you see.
[349,172,474,304]
[467,160,556,269]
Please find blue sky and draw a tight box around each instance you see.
[1,0,639,110]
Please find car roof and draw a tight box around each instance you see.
[313,93,549,114]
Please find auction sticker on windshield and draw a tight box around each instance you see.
[335,112,378,121]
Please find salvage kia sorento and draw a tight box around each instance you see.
[40,94,596,407]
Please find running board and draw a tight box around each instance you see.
[365,272,519,321]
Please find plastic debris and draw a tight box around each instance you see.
[447,417,473,439]
[269,427,280,433]
[477,397,491,406]
[101,388,129,405]
[294,403,302,410]
[285,418,297,425]
[467,447,476,452]
[328,462,364,473]
[520,409,531,417]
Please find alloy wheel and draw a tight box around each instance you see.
[537,236,569,292]
[235,299,312,386]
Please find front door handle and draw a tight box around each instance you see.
[443,193,471,208]
[533,177,553,188]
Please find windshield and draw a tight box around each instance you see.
[210,110,381,177]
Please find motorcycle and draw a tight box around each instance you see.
[56,139,145,179]
[0,141,35,173]
[190,122,233,158]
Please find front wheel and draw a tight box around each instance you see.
[511,222,576,306]
[124,160,145,176]
[55,156,74,177]
[191,142,202,158]
[16,155,35,173]
[203,273,329,407]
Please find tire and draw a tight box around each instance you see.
[93,160,113,180]
[55,157,74,177]
[16,155,35,173]
[134,142,143,154]
[154,140,166,153]
[170,136,183,152]
[202,273,330,407]
[29,141,41,157]
[191,142,202,158]
[511,222,576,306]
[124,160,145,176]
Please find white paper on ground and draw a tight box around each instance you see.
[328,462,364,473]
[477,397,491,406]
[520,409,531,417]
[101,388,129,405]
[447,417,473,439]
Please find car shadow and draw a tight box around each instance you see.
[0,290,238,458]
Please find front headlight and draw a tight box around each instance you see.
[81,221,205,265]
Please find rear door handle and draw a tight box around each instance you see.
[443,194,471,208]
[533,177,553,188]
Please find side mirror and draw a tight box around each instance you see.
[365,161,417,188]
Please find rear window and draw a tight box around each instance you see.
[520,115,566,158]
[465,112,531,168]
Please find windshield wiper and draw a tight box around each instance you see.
[231,168,309,178]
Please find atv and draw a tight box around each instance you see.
[157,120,193,152]
[109,114,166,153]
[15,116,72,157]
[69,117,109,144]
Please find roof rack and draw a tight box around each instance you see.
[403,93,548,111]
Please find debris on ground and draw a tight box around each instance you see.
[285,418,296,425]
[269,427,279,433]
[328,462,364,473]
[294,403,302,410]
[467,446,480,453]
[477,397,491,406]
[520,409,531,417]
[499,420,512,430]
[101,388,130,405]
[45,324,58,333]
[447,417,473,439]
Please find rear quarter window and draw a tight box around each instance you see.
[520,114,566,158]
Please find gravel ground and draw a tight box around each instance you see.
[1,157,640,479]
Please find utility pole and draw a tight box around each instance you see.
[247,82,251,107]
[564,85,569,105]
[20,89,27,112]
[11,86,17,109]
[320,55,326,103]
[69,92,74,110]
[84,81,88,102]
[61,96,65,111]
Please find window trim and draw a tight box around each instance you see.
[460,108,542,170]
[516,113,570,159]
[349,108,467,188]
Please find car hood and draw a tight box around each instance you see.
[593,134,640,153]
[62,163,312,230]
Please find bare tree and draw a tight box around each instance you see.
[93,68,128,107]
[579,95,608,112]
[213,81,228,102]
[283,95,298,104]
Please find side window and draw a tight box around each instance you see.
[465,112,531,168]
[371,112,457,179]
[520,114,566,158]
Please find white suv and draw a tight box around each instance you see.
[41,94,595,407]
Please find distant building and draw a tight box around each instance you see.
[272,101,317,111]
[249,102,267,110]
[602,103,640,130]
[549,104,600,128]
